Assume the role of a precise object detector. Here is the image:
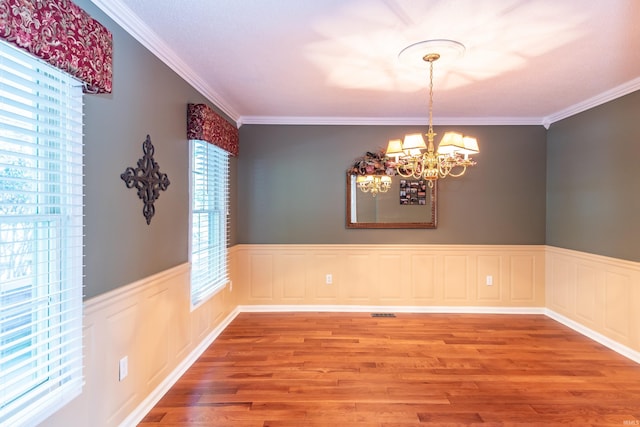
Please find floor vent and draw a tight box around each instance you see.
[371,313,396,318]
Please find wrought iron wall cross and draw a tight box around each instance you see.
[121,135,170,224]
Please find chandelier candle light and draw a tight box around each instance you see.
[386,40,479,187]
[356,174,392,196]
[348,150,396,197]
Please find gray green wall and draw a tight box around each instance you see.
[237,125,547,244]
[76,0,638,300]
[77,0,237,299]
[546,90,640,262]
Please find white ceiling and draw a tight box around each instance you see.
[92,0,640,128]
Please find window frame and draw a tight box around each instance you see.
[0,40,84,426]
[188,139,230,308]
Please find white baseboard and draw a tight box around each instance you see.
[544,309,640,364]
[118,307,241,427]
[238,304,546,315]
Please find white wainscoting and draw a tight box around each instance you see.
[546,246,640,357]
[232,244,546,309]
[39,262,238,427]
[37,244,640,426]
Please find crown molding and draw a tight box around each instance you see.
[543,77,640,128]
[90,0,240,125]
[90,0,638,130]
[239,115,544,127]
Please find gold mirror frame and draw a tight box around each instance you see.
[346,172,437,229]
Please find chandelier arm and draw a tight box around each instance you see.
[387,40,479,185]
[396,170,412,179]
[437,158,452,178]
[397,157,424,179]
[407,170,422,180]
[413,156,425,178]
[395,165,414,178]
[446,165,468,178]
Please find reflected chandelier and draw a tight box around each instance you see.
[386,40,479,188]
[356,174,392,196]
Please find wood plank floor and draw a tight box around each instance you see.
[139,312,640,426]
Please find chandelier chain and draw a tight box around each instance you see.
[428,59,434,136]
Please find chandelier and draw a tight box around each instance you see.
[386,40,479,187]
[356,175,391,197]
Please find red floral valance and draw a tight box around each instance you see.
[0,0,113,93]
[187,103,239,156]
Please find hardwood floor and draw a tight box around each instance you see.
[139,312,640,426]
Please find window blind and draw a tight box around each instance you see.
[0,41,84,426]
[190,139,229,307]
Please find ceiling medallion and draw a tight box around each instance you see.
[398,39,466,68]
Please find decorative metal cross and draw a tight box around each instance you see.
[121,135,170,225]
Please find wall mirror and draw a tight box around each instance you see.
[346,172,437,228]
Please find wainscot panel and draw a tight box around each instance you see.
[39,256,239,427]
[546,246,640,356]
[234,244,546,308]
[37,245,640,426]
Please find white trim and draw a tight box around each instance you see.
[544,309,640,365]
[237,304,546,315]
[543,77,640,126]
[0,44,85,427]
[89,0,240,124]
[188,140,230,308]
[91,1,640,130]
[84,263,190,314]
[232,243,546,252]
[238,115,545,127]
[119,307,241,427]
[545,245,640,270]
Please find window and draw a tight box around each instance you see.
[0,41,84,426]
[189,139,229,307]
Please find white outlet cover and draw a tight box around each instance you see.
[119,356,128,381]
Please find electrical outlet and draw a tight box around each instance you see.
[486,275,493,286]
[119,356,128,381]
[325,274,333,284]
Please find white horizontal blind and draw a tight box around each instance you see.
[0,41,84,426]
[190,139,229,306]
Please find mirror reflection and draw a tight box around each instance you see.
[346,172,437,229]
